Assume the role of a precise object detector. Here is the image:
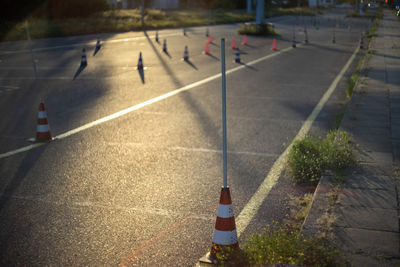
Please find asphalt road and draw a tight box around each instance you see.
[0,8,372,266]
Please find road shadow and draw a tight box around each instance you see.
[163,50,172,58]
[209,42,220,47]
[93,46,101,56]
[138,68,145,84]
[242,44,256,48]
[237,62,257,71]
[184,59,198,70]
[205,53,220,61]
[73,65,86,80]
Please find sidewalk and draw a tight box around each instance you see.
[302,9,400,266]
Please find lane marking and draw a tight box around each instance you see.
[235,45,360,236]
[0,45,296,159]
[0,85,19,89]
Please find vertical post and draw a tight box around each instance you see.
[256,0,265,26]
[221,38,227,189]
[25,21,37,79]
[247,0,252,14]
[141,0,145,27]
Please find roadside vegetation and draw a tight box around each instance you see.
[288,131,355,185]
[238,23,278,36]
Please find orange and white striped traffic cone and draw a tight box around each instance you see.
[36,102,52,141]
[155,31,159,43]
[242,34,248,46]
[203,41,210,55]
[234,49,240,63]
[231,37,237,50]
[137,52,144,70]
[201,187,239,263]
[271,38,277,51]
[81,48,87,66]
[95,38,101,50]
[208,34,213,44]
[183,46,189,61]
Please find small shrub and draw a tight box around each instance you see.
[238,23,278,36]
[288,131,354,185]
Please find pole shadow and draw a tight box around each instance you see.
[184,59,198,70]
[138,68,145,84]
[73,65,86,80]
[205,53,219,61]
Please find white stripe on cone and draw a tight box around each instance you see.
[38,111,47,119]
[217,204,234,218]
[37,124,50,132]
[212,229,238,245]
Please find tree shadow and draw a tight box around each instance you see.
[138,68,145,84]
[73,64,86,80]
[184,59,198,70]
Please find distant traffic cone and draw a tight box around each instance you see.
[36,102,52,141]
[137,52,144,70]
[360,33,364,49]
[163,39,167,52]
[183,46,189,61]
[155,31,159,43]
[183,28,186,36]
[81,48,87,66]
[206,27,209,37]
[271,38,277,51]
[304,27,308,44]
[242,34,248,45]
[207,187,239,261]
[95,38,101,50]
[332,30,336,44]
[231,37,237,50]
[208,34,213,44]
[203,41,210,54]
[292,31,296,48]
[234,49,240,63]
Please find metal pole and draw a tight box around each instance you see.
[221,38,227,189]
[141,0,145,27]
[25,21,37,79]
[247,0,252,14]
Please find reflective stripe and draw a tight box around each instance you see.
[212,229,238,245]
[37,124,50,132]
[38,111,47,119]
[217,204,234,219]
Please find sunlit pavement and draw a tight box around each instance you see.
[0,8,372,266]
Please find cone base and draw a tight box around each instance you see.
[199,252,215,265]
[29,136,54,143]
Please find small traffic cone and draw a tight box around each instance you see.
[36,102,52,141]
[271,38,277,51]
[183,28,186,36]
[332,30,336,44]
[304,27,308,44]
[155,31,159,43]
[231,37,237,50]
[95,38,101,50]
[360,33,364,49]
[81,48,87,66]
[200,187,239,263]
[242,35,248,46]
[137,52,144,70]
[203,41,210,54]
[234,49,240,63]
[206,28,209,37]
[183,46,189,61]
[163,39,167,53]
[208,34,213,44]
[292,31,296,48]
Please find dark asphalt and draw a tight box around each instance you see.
[0,8,371,266]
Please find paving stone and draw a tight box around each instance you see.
[337,188,397,209]
[344,174,395,190]
[351,254,400,267]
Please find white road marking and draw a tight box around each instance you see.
[0,85,19,89]
[235,45,360,236]
[0,44,296,159]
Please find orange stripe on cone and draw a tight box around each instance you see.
[36,103,52,141]
[271,38,277,51]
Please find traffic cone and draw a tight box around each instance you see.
[360,33,364,49]
[95,38,101,50]
[137,52,144,70]
[234,49,240,63]
[183,46,189,61]
[271,38,277,51]
[332,30,336,44]
[203,187,239,262]
[304,27,308,44]
[292,31,296,48]
[36,102,52,141]
[155,31,159,43]
[208,34,213,44]
[231,37,237,50]
[81,48,87,66]
[183,28,186,36]
[203,41,210,54]
[242,35,248,46]
[163,39,167,52]
[206,28,209,37]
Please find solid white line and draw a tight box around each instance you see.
[235,46,360,236]
[0,85,20,89]
[0,45,295,159]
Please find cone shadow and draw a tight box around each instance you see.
[138,68,145,84]
[163,50,171,58]
[93,46,101,56]
[205,53,219,61]
[73,65,86,80]
[209,42,219,47]
[238,62,257,71]
[184,59,198,70]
